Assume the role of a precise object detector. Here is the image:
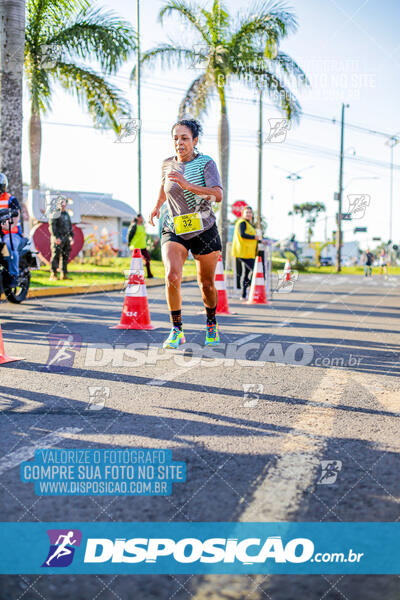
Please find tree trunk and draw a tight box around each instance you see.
[0,0,25,208]
[217,91,229,263]
[29,106,41,189]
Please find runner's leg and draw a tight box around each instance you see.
[194,250,221,345]
[161,241,188,348]
[162,241,187,311]
[194,250,220,309]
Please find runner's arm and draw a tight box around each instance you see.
[167,171,222,203]
[188,183,222,203]
[127,222,137,245]
[149,185,166,226]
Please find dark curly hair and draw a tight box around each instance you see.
[171,119,203,140]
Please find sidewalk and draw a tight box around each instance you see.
[27,276,197,299]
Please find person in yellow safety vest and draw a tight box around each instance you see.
[127,213,154,278]
[232,205,260,300]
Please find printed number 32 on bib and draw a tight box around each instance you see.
[173,212,203,235]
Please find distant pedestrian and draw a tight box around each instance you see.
[127,214,153,278]
[363,249,374,277]
[49,196,74,280]
[231,206,260,300]
[379,249,389,279]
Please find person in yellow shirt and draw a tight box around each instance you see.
[127,214,154,278]
[231,206,260,300]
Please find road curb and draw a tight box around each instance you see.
[27,276,197,299]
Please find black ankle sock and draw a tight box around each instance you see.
[171,310,182,330]
[205,305,217,325]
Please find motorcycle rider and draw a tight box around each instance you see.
[0,173,23,287]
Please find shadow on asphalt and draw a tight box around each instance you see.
[1,386,399,600]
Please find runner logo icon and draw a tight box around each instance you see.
[42,529,82,567]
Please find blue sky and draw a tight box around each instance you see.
[22,0,400,246]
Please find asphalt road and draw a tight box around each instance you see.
[0,272,399,600]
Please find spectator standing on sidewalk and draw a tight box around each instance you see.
[363,249,374,277]
[127,214,154,278]
[49,197,74,281]
[379,249,389,279]
[231,205,260,300]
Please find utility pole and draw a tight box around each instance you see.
[136,0,142,213]
[257,88,263,232]
[385,134,400,243]
[336,103,349,273]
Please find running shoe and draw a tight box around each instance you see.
[205,322,220,346]
[163,326,186,349]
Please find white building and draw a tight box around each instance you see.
[25,188,136,253]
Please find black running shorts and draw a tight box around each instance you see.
[161,223,222,255]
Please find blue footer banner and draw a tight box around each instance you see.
[0,522,398,574]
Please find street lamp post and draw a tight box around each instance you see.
[385,134,400,243]
[336,103,349,273]
[257,88,263,232]
[136,0,142,214]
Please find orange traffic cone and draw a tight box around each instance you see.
[284,259,291,281]
[111,249,154,330]
[247,256,268,304]
[215,255,232,315]
[0,324,23,365]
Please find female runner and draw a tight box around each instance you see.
[149,119,223,348]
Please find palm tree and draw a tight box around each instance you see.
[289,202,326,244]
[25,0,136,189]
[0,0,26,205]
[134,0,308,256]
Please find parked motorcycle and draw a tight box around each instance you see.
[0,208,39,303]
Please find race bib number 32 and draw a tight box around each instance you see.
[173,212,203,235]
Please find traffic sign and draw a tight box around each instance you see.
[341,213,352,221]
[232,200,248,218]
[334,192,340,201]
[354,227,368,233]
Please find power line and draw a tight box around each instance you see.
[131,76,395,139]
[41,120,400,171]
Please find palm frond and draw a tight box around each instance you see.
[273,51,309,86]
[46,6,136,74]
[25,65,53,114]
[178,72,214,119]
[54,62,130,131]
[131,44,206,81]
[235,63,301,121]
[210,1,230,44]
[230,0,297,52]
[27,0,88,40]
[159,0,211,44]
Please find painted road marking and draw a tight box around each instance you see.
[189,369,350,598]
[235,334,262,346]
[240,368,349,521]
[0,427,82,476]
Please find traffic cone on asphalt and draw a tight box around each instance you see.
[0,324,23,365]
[215,255,232,315]
[284,259,291,281]
[111,249,154,330]
[247,256,268,305]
